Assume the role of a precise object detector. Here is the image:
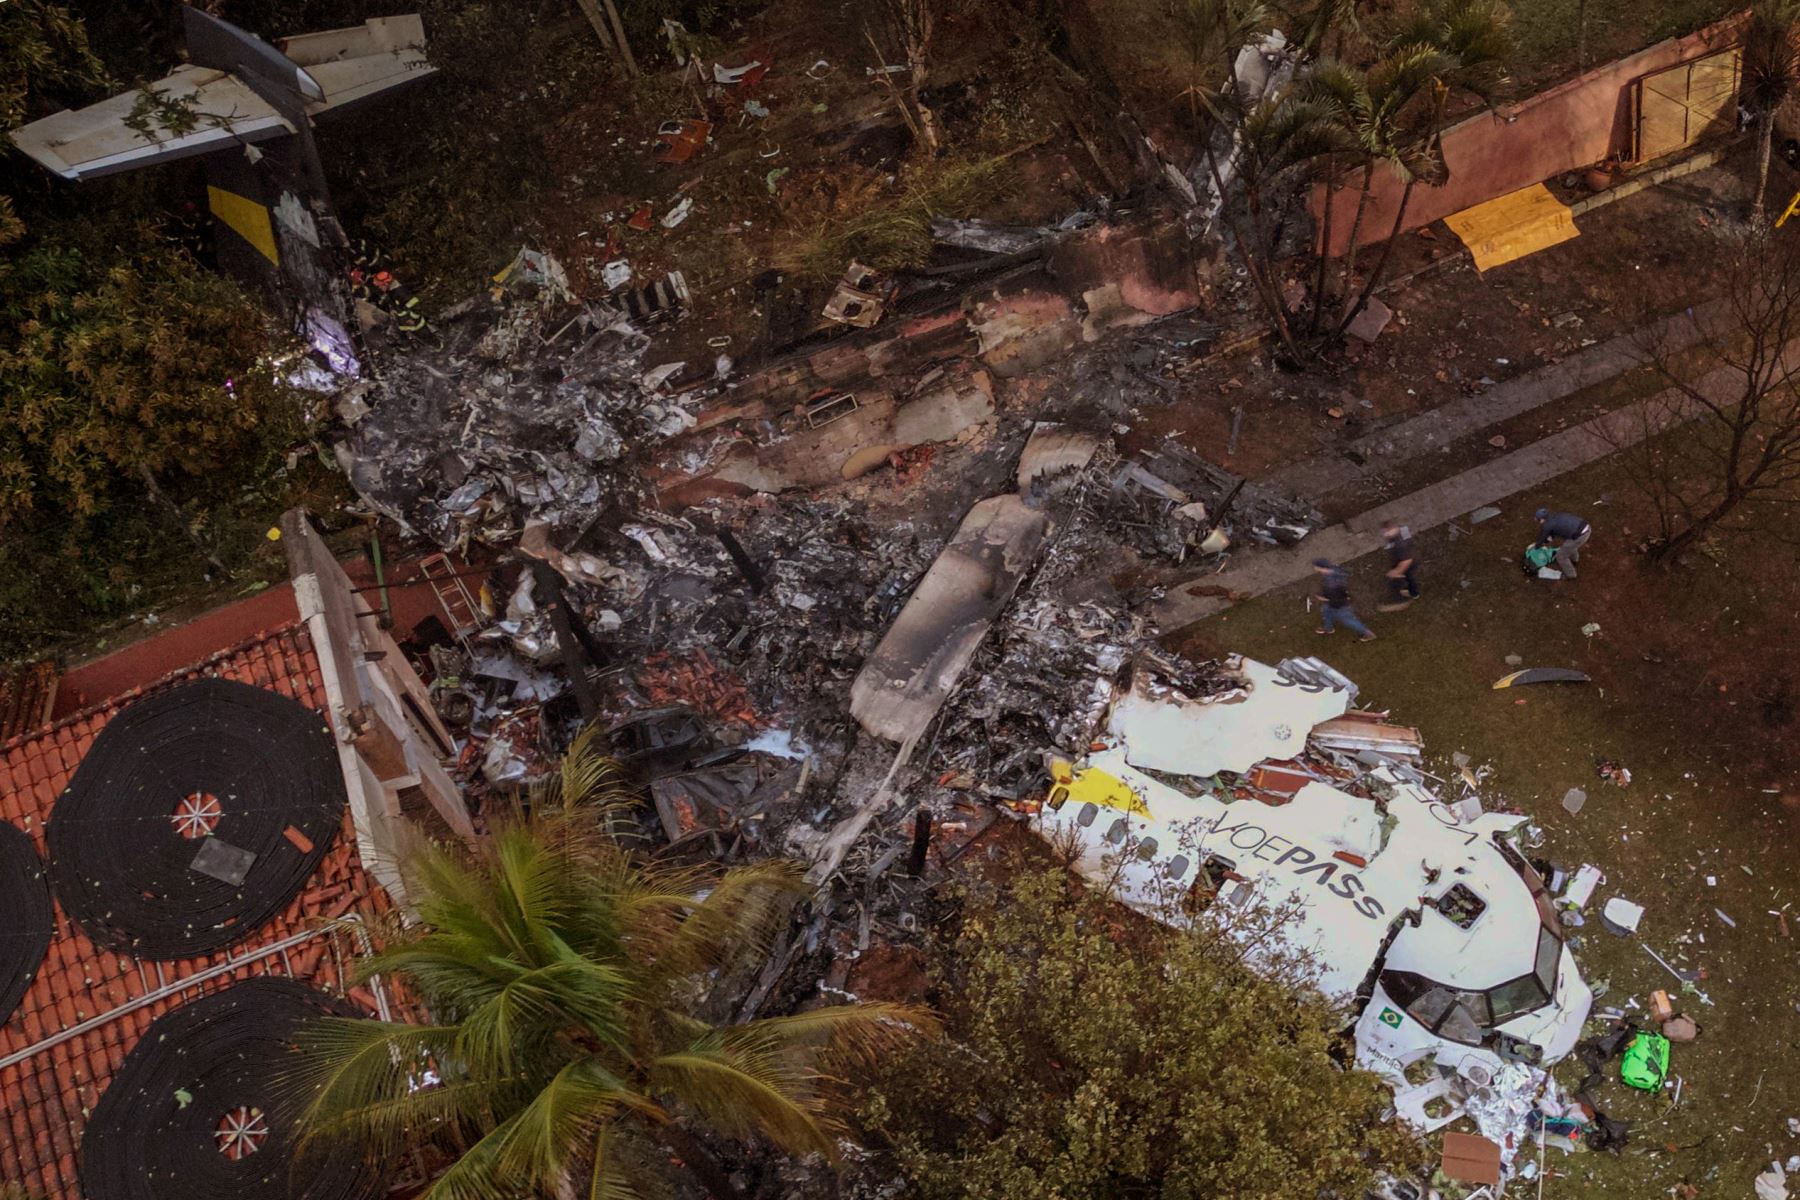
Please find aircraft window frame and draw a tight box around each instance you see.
[1435,991,1487,1043]
[1435,883,1488,930]
[1483,928,1562,1024]
[1379,970,1492,1046]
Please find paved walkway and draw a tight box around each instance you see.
[1264,299,1728,502]
[1153,353,1750,631]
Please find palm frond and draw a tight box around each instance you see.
[551,724,639,814]
[1386,0,1513,102]
[489,1058,664,1182]
[636,859,806,987]
[589,1124,650,1200]
[1746,0,1800,113]
[281,1017,482,1150]
[1178,0,1276,81]
[648,1047,837,1159]
[1238,95,1357,179]
[1292,0,1361,56]
[726,1001,940,1072]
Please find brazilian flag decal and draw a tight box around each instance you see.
[1378,1008,1402,1028]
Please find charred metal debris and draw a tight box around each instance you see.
[323,249,1326,1016]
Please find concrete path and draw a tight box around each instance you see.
[1154,361,1738,631]
[1264,299,1728,502]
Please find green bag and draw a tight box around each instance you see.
[1523,544,1557,573]
[1620,1032,1670,1091]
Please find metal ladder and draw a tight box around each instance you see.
[417,553,480,644]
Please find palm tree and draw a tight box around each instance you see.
[1744,0,1800,228]
[1209,90,1355,354]
[1302,50,1455,335]
[285,729,930,1200]
[1326,0,1512,341]
[1180,0,1353,358]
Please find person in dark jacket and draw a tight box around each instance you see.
[1378,518,1420,611]
[1533,508,1592,578]
[1311,559,1376,641]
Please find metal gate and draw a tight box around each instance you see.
[1633,47,1742,162]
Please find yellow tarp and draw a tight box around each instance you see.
[1442,183,1578,273]
[206,185,279,266]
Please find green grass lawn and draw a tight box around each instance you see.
[1168,458,1800,1197]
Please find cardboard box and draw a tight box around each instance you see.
[1441,1132,1503,1186]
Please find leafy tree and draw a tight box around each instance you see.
[289,732,931,1200]
[1179,0,1358,361]
[1606,229,1800,564]
[0,223,303,529]
[1743,0,1800,228]
[860,868,1421,1200]
[0,0,321,658]
[0,0,105,128]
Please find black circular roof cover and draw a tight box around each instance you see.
[0,819,54,1027]
[80,977,389,1200]
[47,677,346,959]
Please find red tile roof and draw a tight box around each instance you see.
[0,623,396,1200]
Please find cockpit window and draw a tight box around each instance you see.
[1380,971,1493,1046]
[1533,924,1561,994]
[1435,992,1487,1043]
[1485,928,1562,1024]
[1486,973,1548,1024]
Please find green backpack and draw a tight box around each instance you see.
[1523,544,1557,574]
[1620,1032,1670,1091]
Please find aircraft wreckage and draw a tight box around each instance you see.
[1031,655,1595,1151]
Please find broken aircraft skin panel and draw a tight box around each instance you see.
[1104,656,1350,777]
[849,493,1052,746]
[1032,657,1594,1118]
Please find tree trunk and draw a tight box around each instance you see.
[1203,139,1304,360]
[1310,155,1338,336]
[1337,172,1418,340]
[909,54,942,154]
[1755,114,1775,229]
[573,0,620,60]
[1336,163,1376,311]
[1650,486,1741,564]
[1576,0,1589,69]
[658,1122,739,1200]
[599,0,638,77]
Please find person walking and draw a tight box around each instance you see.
[1378,519,1420,611]
[1312,559,1377,641]
[1533,508,1592,579]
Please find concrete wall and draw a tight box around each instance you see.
[1312,15,1746,256]
[283,510,474,906]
